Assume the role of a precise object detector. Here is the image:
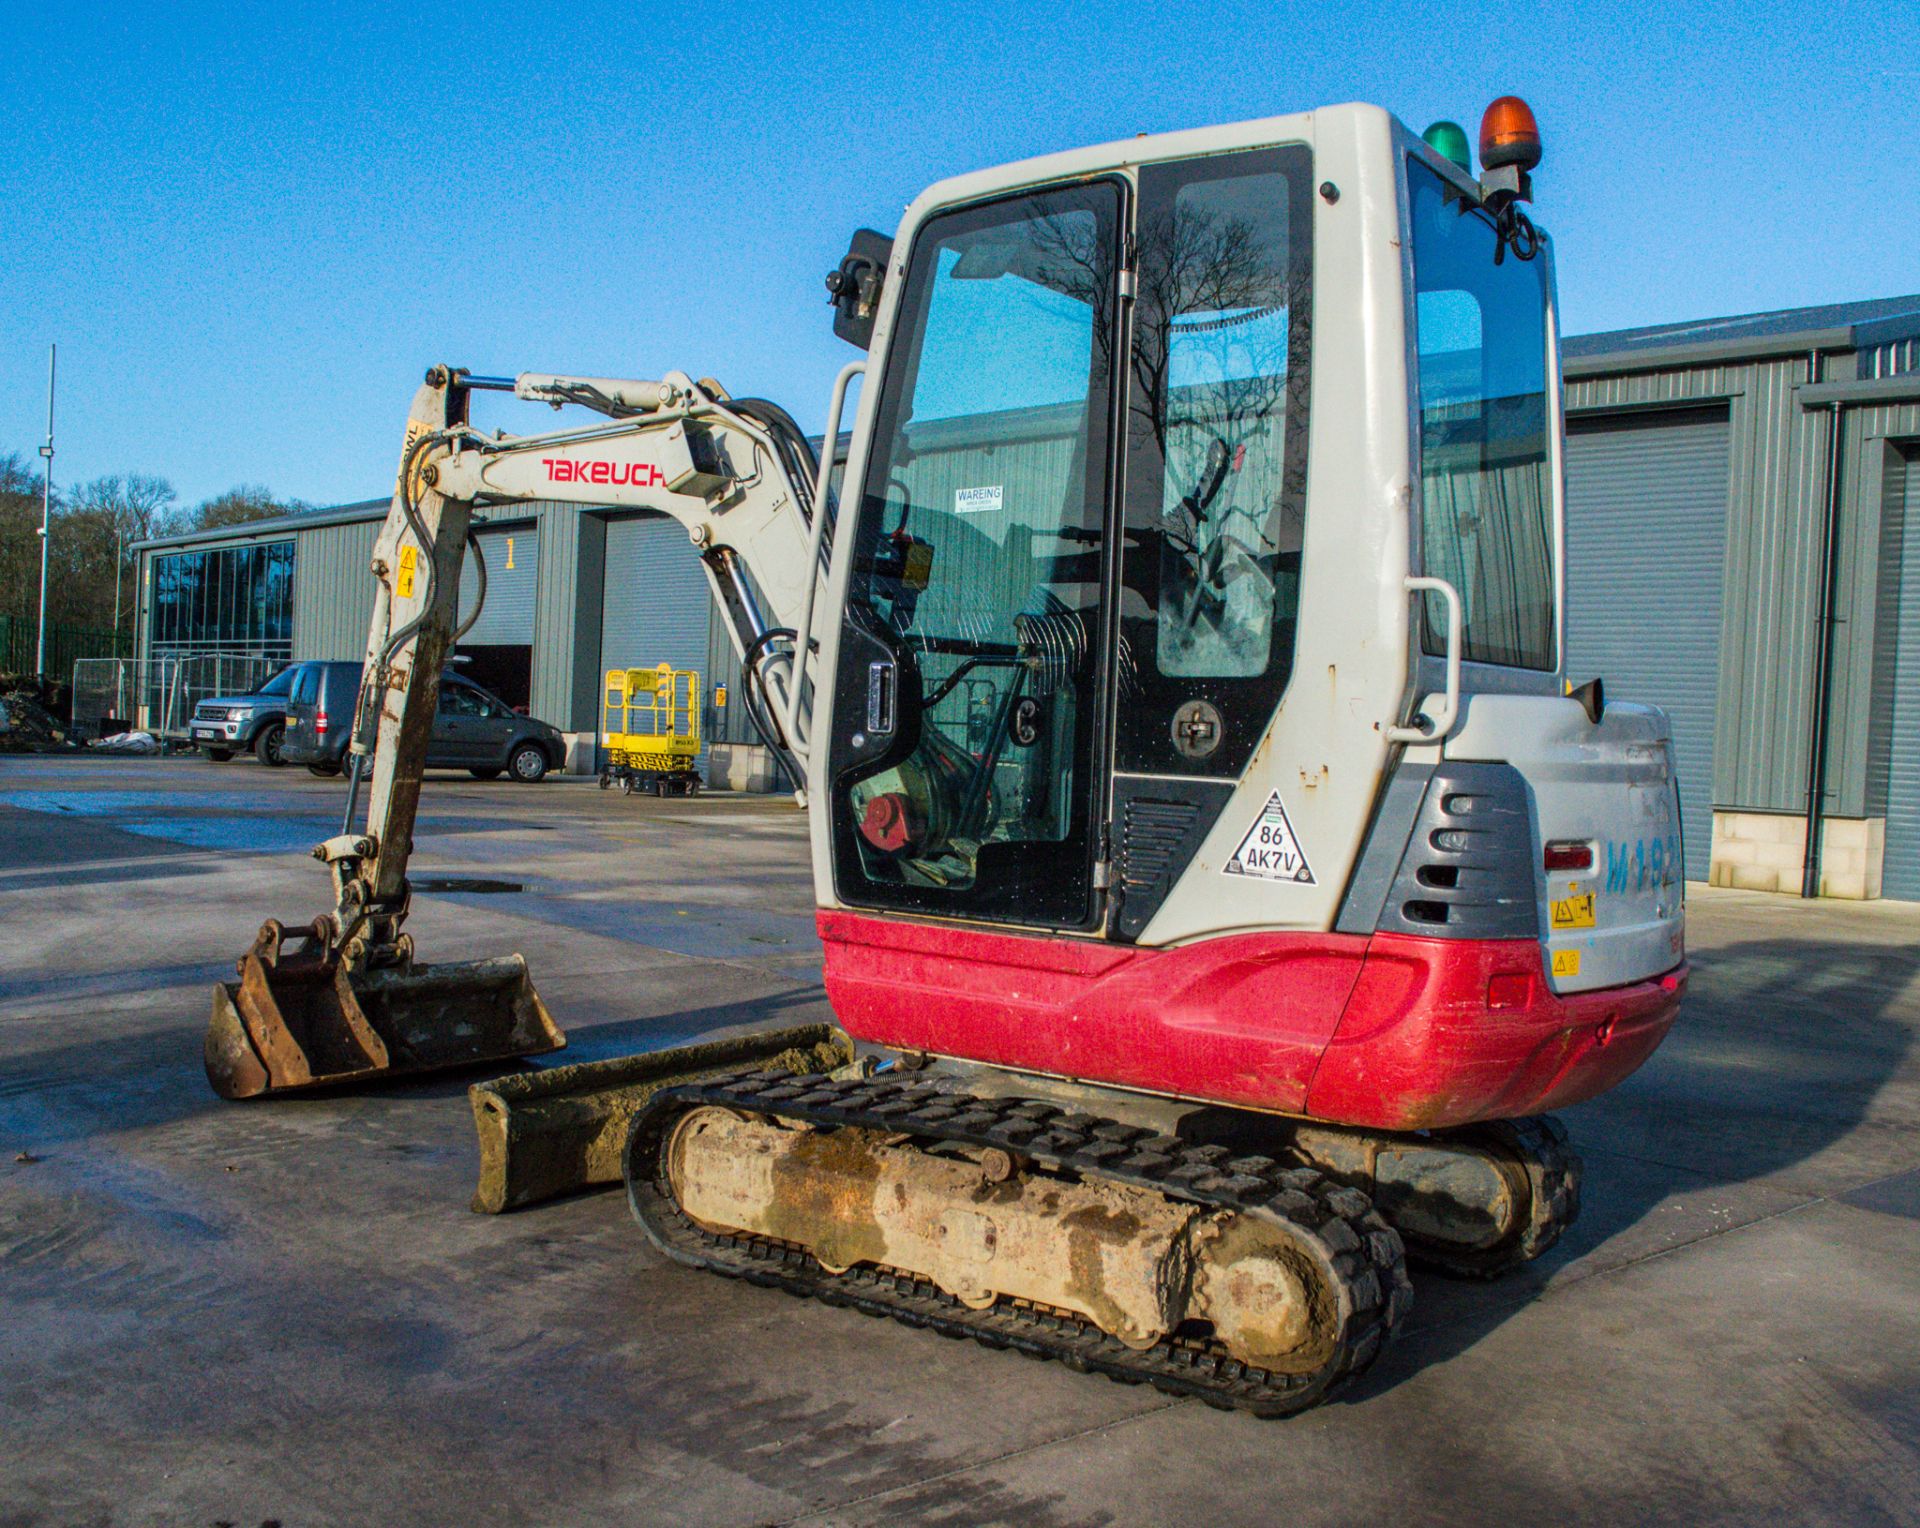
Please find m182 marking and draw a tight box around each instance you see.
[1605,835,1683,895]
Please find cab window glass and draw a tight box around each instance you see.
[1409,159,1554,670]
[1118,147,1313,777]
[830,181,1122,927]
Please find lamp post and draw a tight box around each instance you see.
[34,343,55,678]
[112,522,126,646]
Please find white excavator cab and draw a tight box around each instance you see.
[810,104,1681,991]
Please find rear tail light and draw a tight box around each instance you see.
[1487,972,1535,1010]
[315,710,329,734]
[1544,840,1593,872]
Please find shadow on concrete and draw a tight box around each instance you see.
[0,985,832,1151]
[1344,927,1920,1399]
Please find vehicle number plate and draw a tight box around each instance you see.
[1551,885,1596,930]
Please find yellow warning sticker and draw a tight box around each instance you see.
[505,536,515,570]
[396,544,418,600]
[714,685,728,707]
[1551,884,1597,930]
[1551,948,1582,978]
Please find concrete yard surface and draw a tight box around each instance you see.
[4,754,1920,1527]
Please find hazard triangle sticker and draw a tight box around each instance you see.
[1223,791,1316,884]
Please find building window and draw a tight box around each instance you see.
[150,540,296,657]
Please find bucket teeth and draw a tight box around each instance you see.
[204,921,564,1100]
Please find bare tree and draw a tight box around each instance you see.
[71,473,180,542]
[187,485,309,531]
[60,475,182,635]
[0,453,47,625]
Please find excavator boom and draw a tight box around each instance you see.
[204,365,840,1098]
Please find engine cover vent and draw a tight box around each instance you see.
[1109,776,1235,941]
[1374,762,1541,940]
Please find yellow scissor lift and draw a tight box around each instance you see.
[601,664,702,797]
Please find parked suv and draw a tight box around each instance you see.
[283,661,565,782]
[190,664,299,765]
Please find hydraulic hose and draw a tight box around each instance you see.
[730,397,826,536]
[377,432,445,670]
[737,626,805,792]
[346,434,490,827]
[452,529,487,645]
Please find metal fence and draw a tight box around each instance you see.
[71,653,281,740]
[0,614,123,680]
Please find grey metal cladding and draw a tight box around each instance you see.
[459,523,538,644]
[1564,410,1729,861]
[1373,762,1541,939]
[1822,397,1920,819]
[1882,451,1920,900]
[294,518,382,660]
[1333,761,1435,935]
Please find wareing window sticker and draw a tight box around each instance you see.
[1223,791,1315,884]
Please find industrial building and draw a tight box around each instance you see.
[132,494,777,788]
[1562,293,1920,901]
[132,292,1920,897]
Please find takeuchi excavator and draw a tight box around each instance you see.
[203,97,1688,1415]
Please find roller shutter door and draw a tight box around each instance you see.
[1564,409,1730,878]
[1884,454,1920,899]
[599,515,714,757]
[459,524,538,644]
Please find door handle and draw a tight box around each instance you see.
[867,660,896,735]
[1387,575,1462,743]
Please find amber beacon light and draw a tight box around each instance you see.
[1479,96,1542,170]
[1477,96,1541,209]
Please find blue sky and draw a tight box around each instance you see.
[3,0,1916,508]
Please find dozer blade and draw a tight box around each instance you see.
[205,919,565,1100]
[467,1023,854,1213]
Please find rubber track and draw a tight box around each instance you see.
[1412,1114,1582,1279]
[624,1068,1414,1418]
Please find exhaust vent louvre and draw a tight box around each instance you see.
[1121,799,1197,895]
[1108,777,1236,941]
[1376,762,1541,940]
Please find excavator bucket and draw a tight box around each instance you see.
[205,919,565,1100]
[467,1023,854,1212]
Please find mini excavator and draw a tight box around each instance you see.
[204,98,1687,1415]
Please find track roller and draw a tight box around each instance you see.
[1282,1114,1581,1279]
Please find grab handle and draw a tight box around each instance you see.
[1387,575,1463,743]
[782,358,865,752]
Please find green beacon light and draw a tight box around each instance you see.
[1422,120,1472,173]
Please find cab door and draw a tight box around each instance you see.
[824,179,1126,931]
[825,149,1318,939]
[1109,147,1315,937]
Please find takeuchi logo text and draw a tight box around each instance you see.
[541,458,668,487]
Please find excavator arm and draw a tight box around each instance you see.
[364,364,833,835]
[203,359,861,1101]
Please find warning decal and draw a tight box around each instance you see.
[954,485,1004,514]
[1223,791,1316,884]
